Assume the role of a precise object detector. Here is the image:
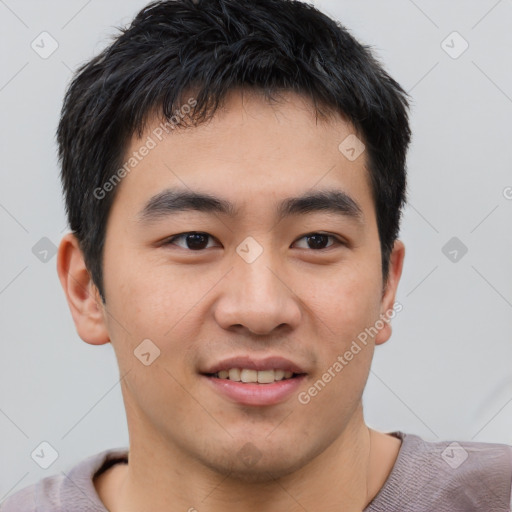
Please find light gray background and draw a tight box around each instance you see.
[1,0,511,499]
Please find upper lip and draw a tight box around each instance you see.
[201,356,307,375]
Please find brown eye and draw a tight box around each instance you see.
[293,233,343,250]
[164,232,217,250]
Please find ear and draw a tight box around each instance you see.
[374,239,405,346]
[56,232,110,345]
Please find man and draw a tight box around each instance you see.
[2,0,511,511]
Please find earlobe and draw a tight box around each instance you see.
[374,239,405,346]
[56,233,110,346]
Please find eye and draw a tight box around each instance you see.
[162,231,345,251]
[293,232,345,250]
[163,232,219,250]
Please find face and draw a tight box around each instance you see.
[60,89,404,481]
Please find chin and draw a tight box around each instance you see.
[200,445,313,483]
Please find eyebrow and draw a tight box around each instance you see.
[137,187,364,225]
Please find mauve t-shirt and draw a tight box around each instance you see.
[1,431,511,511]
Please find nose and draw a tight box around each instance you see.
[213,250,302,336]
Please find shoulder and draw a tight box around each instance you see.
[0,447,129,512]
[0,473,65,512]
[368,431,512,512]
[399,430,512,465]
[0,483,38,512]
[405,432,512,510]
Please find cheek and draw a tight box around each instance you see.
[305,262,382,335]
[104,260,211,380]
[300,280,378,415]
[294,267,382,398]
[298,342,374,437]
[104,250,201,333]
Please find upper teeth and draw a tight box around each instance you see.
[215,369,294,383]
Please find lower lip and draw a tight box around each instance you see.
[202,374,306,406]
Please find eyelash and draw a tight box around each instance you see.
[162,231,346,251]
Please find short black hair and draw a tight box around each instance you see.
[57,0,411,304]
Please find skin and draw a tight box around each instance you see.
[57,88,405,512]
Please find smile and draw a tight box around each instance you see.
[207,368,302,383]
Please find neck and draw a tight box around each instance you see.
[110,407,382,512]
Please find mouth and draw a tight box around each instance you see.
[200,356,308,406]
[203,368,306,384]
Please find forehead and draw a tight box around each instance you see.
[111,89,374,224]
